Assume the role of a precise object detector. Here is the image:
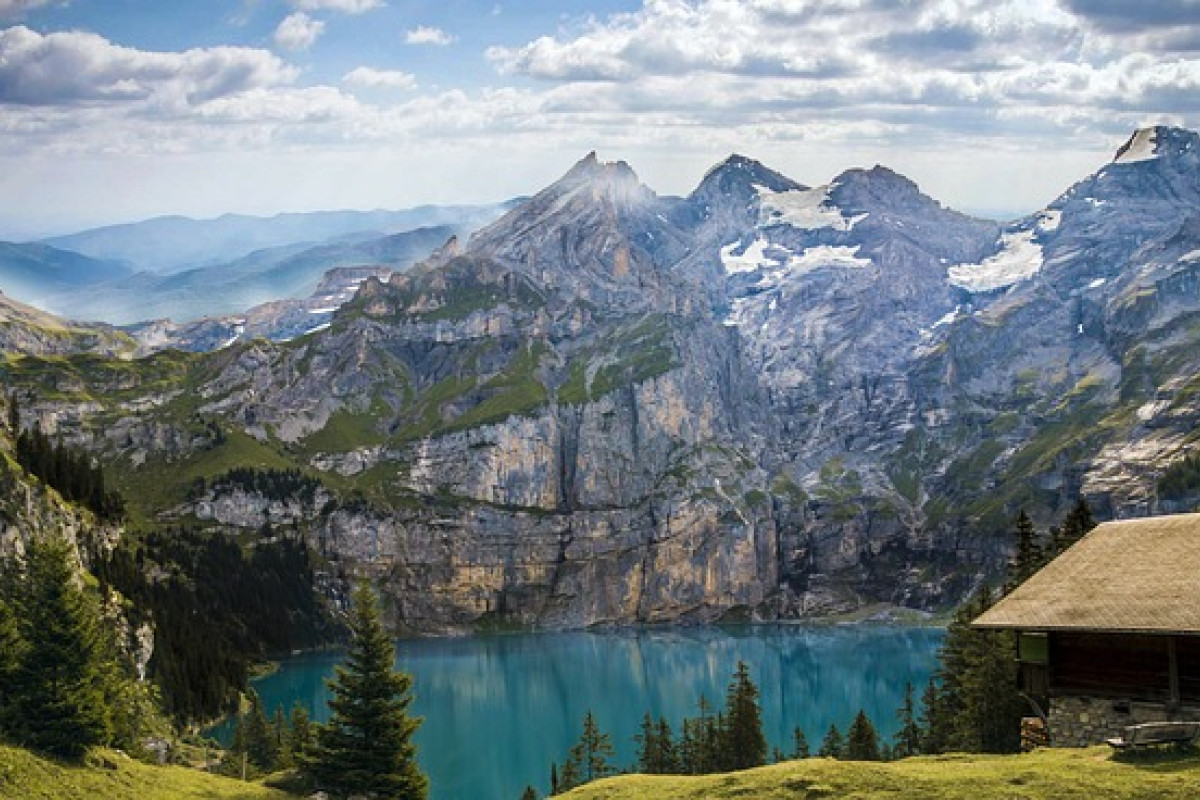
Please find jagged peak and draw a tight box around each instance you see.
[1113,125,1200,165]
[692,154,804,202]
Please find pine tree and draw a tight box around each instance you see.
[243,691,281,773]
[8,536,110,758]
[933,588,1023,754]
[721,660,767,770]
[845,709,881,761]
[1008,509,1041,589]
[1058,497,1096,551]
[549,762,560,796]
[567,710,616,785]
[305,582,427,799]
[520,786,538,800]
[557,757,580,794]
[893,682,922,758]
[287,703,314,762]
[818,723,844,759]
[917,676,948,754]
[791,726,810,759]
[657,717,679,773]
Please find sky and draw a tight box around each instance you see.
[1,0,1198,238]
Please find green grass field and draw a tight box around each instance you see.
[0,746,291,800]
[564,747,1200,800]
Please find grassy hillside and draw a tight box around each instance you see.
[0,746,291,800]
[563,747,1200,800]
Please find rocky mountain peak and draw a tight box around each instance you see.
[827,164,930,215]
[1112,125,1200,165]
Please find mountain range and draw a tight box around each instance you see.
[3,126,1200,631]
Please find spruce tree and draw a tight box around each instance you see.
[657,717,679,773]
[567,710,616,785]
[845,709,881,761]
[791,726,810,759]
[893,682,922,758]
[520,786,538,800]
[305,582,427,799]
[1008,509,1041,589]
[8,536,110,758]
[917,676,948,754]
[1058,497,1096,551]
[818,723,844,759]
[287,703,314,762]
[721,660,767,770]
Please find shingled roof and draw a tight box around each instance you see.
[973,512,1200,634]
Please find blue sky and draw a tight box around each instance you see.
[1,0,1198,237]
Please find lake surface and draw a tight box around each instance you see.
[230,625,943,800]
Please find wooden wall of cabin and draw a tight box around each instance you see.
[1048,633,1200,703]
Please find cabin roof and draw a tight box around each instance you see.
[973,512,1200,635]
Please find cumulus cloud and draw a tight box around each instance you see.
[0,26,297,107]
[405,25,455,46]
[343,66,416,90]
[289,0,382,13]
[274,12,325,51]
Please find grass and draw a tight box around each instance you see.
[0,745,291,800]
[564,747,1200,800]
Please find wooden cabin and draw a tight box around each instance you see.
[973,513,1200,746]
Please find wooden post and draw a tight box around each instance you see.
[1169,637,1181,712]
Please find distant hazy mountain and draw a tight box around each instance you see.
[42,225,459,325]
[0,241,131,307]
[42,203,517,274]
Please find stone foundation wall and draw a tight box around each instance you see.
[1049,695,1200,746]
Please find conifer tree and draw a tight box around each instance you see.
[520,786,537,800]
[791,726,810,759]
[893,682,922,758]
[1058,497,1096,551]
[818,723,844,759]
[567,710,616,785]
[1008,509,1041,589]
[721,660,767,770]
[287,703,314,762]
[305,582,427,799]
[918,676,948,754]
[845,709,881,761]
[8,536,109,758]
[932,587,1023,753]
[656,717,679,773]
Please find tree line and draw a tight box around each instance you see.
[94,526,340,723]
[9,396,126,522]
[0,536,164,759]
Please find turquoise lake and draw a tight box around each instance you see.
[231,625,943,800]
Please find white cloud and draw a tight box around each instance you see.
[405,25,455,46]
[274,12,325,51]
[289,0,383,13]
[0,26,297,108]
[343,66,417,90]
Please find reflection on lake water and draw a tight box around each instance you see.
[221,624,943,800]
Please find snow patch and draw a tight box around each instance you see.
[1181,249,1200,263]
[947,229,1045,293]
[307,306,339,315]
[1087,277,1107,289]
[1037,209,1062,232]
[757,185,866,231]
[932,306,963,330]
[783,244,871,274]
[1115,128,1159,164]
